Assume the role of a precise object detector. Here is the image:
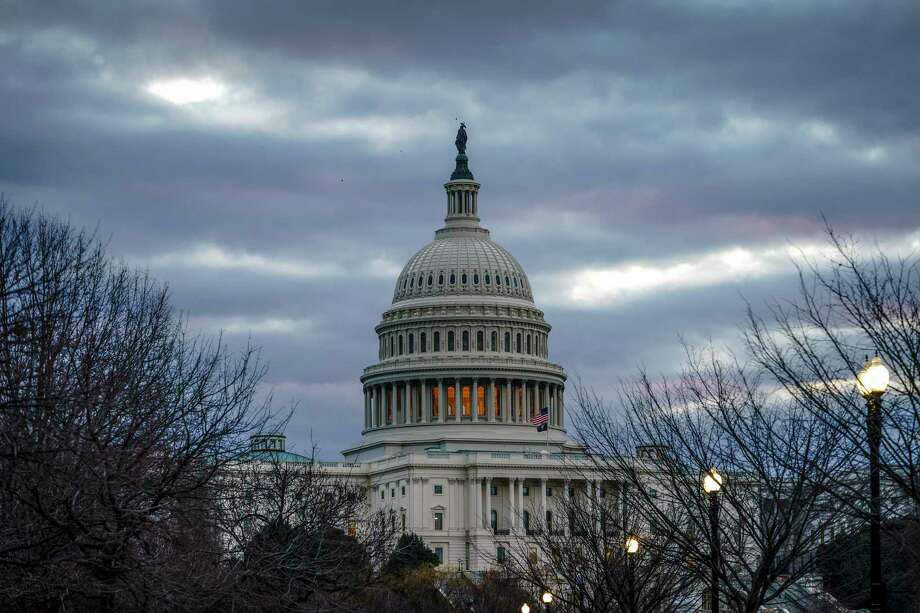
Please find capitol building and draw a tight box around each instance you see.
[262,127,609,571]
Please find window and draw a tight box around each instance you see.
[420,332,427,353]
[435,546,444,564]
[490,485,498,496]
[401,485,406,496]
[546,487,553,497]
[516,333,522,353]
[398,336,403,355]
[391,489,395,498]
[380,490,385,500]
[409,277,414,288]
[526,334,531,354]
[490,331,497,352]
[490,510,498,531]
[447,386,456,416]
[408,334,414,354]
[497,275,502,286]
[504,332,511,352]
[434,512,444,531]
[389,337,394,356]
[462,330,469,351]
[461,273,468,284]
[477,330,484,351]
[505,276,510,286]
[599,488,606,498]
[449,273,456,285]
[485,274,491,285]
[461,386,471,416]
[401,513,406,531]
[431,387,440,418]
[496,546,506,563]
[434,484,444,495]
[523,510,531,532]
[473,273,479,284]
[448,331,455,351]
[523,486,530,496]
[438,273,444,285]
[433,331,440,352]
[427,274,433,286]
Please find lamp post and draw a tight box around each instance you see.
[857,355,889,613]
[625,535,640,613]
[521,603,530,613]
[703,468,724,613]
[541,591,553,613]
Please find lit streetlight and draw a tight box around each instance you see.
[521,603,530,613]
[857,355,889,613]
[625,535,640,555]
[542,591,553,613]
[703,468,723,613]
[625,535,640,613]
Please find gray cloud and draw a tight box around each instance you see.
[2,0,919,456]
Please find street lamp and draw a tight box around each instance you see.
[521,603,530,613]
[857,355,889,613]
[542,591,553,613]
[703,468,723,613]
[625,535,640,555]
[625,535,640,613]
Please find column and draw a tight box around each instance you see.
[473,477,482,530]
[374,385,381,427]
[407,474,415,528]
[439,379,446,422]
[563,479,571,536]
[404,381,410,424]
[505,380,512,423]
[421,380,429,423]
[509,477,516,530]
[488,378,495,422]
[484,477,492,530]
[454,378,461,421]
[389,384,396,425]
[559,386,565,428]
[472,379,479,422]
[517,478,525,532]
[540,478,548,532]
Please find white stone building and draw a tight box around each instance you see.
[324,129,606,571]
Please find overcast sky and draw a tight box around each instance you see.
[2,0,919,457]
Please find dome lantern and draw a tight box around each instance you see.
[444,123,481,231]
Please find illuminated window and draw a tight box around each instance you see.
[478,386,485,416]
[431,387,440,418]
[447,386,456,416]
[462,386,471,416]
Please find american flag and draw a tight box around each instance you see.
[531,406,549,431]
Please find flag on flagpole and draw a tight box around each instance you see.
[532,406,549,432]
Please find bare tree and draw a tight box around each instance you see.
[0,202,275,612]
[572,346,845,613]
[498,473,696,613]
[744,227,920,518]
[216,450,398,613]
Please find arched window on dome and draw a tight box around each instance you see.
[461,272,468,285]
[389,336,394,357]
[447,331,455,352]
[490,331,497,352]
[420,332,427,353]
[408,333,415,354]
[505,275,511,286]
[513,276,519,288]
[496,274,502,286]
[409,277,414,288]
[485,273,491,285]
[449,273,456,285]
[516,333,522,353]
[438,273,444,285]
[398,335,404,355]
[427,274,433,287]
[417,274,423,289]
[462,330,469,351]
[433,331,441,352]
[473,273,479,285]
[504,332,511,352]
[477,330,484,351]
[526,334,532,355]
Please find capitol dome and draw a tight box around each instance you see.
[393,232,533,304]
[353,125,567,455]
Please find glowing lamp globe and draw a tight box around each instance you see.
[625,536,640,554]
[856,355,889,398]
[542,592,554,604]
[521,604,530,613]
[703,468,723,494]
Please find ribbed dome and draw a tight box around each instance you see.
[392,230,533,304]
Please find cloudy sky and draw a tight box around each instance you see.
[2,0,919,457]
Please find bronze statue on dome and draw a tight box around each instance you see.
[455,122,468,154]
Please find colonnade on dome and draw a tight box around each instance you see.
[362,377,564,431]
